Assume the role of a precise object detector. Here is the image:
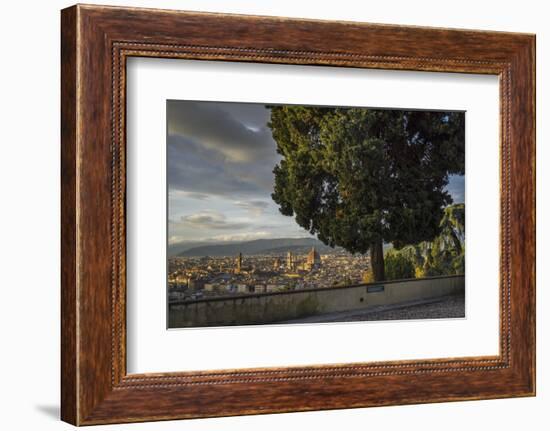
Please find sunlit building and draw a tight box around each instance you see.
[306,247,321,270]
[286,251,294,271]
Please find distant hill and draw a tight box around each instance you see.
[168,241,210,257]
[176,237,335,257]
[260,243,338,255]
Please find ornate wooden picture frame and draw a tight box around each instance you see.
[61,4,535,425]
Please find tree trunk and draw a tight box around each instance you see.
[369,239,385,281]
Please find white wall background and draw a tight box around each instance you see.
[0,0,546,429]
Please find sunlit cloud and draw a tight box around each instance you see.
[233,200,269,217]
[178,210,250,231]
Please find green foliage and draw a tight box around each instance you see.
[389,203,465,278]
[420,203,465,276]
[384,249,416,280]
[268,106,464,280]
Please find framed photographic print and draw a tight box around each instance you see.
[61,4,535,425]
[164,100,467,329]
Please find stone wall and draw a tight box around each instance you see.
[169,275,465,328]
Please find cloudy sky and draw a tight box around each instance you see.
[167,100,465,245]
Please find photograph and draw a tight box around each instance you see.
[167,100,466,328]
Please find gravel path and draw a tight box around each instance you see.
[282,294,465,324]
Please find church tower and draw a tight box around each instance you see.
[235,252,242,274]
[286,251,294,271]
[306,247,321,270]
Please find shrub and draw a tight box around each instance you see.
[384,249,415,280]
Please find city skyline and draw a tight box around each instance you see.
[167,100,465,247]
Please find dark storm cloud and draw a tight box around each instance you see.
[167,101,280,198]
[177,191,210,200]
[167,100,276,163]
[167,134,275,196]
[216,103,272,130]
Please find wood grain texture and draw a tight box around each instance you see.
[60,4,536,425]
[60,5,78,425]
